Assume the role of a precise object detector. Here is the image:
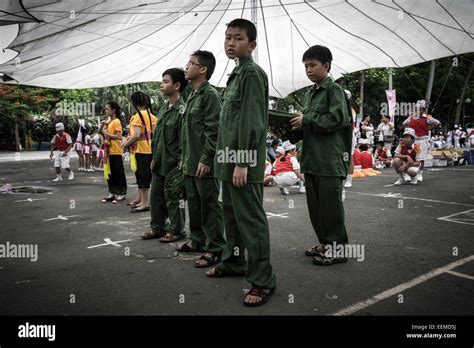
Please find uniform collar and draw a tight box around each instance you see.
[192,81,210,95]
[309,76,333,94]
[166,97,184,112]
[318,76,333,90]
[230,55,253,76]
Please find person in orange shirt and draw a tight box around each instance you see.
[122,92,157,213]
[99,102,127,203]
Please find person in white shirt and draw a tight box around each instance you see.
[360,115,375,145]
[272,141,305,195]
[73,119,86,171]
[459,128,467,148]
[454,125,461,148]
[446,129,453,148]
[376,115,395,149]
[467,128,474,148]
[91,131,101,170]
[83,128,94,172]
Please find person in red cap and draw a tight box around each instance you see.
[50,122,74,182]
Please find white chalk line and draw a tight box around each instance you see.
[438,209,474,226]
[445,270,474,281]
[347,191,474,207]
[331,254,474,316]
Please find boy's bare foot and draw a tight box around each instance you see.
[243,287,275,307]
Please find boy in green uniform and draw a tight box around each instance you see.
[141,68,188,242]
[176,50,226,268]
[206,18,276,307]
[290,45,352,265]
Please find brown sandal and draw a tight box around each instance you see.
[141,231,165,240]
[159,233,185,243]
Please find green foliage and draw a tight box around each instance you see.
[1,53,472,149]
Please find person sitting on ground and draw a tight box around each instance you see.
[393,128,421,186]
[359,143,374,170]
[263,156,274,186]
[374,141,392,168]
[272,141,305,195]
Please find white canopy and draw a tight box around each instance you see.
[1,0,473,97]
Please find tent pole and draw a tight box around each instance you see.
[388,67,393,90]
[360,71,364,117]
[454,61,474,126]
[251,0,258,63]
[425,60,436,111]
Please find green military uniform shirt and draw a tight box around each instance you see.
[301,77,353,178]
[182,81,221,177]
[214,56,269,184]
[151,98,185,177]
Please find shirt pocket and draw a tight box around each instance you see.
[222,93,241,121]
[188,109,204,131]
[164,123,179,145]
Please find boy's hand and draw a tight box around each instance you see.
[233,165,248,188]
[196,162,210,178]
[177,161,183,171]
[150,159,155,170]
[49,152,53,159]
[290,113,303,128]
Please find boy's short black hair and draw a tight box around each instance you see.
[377,141,384,147]
[226,18,257,42]
[359,144,369,151]
[162,68,188,92]
[302,45,332,72]
[403,134,415,140]
[191,50,216,81]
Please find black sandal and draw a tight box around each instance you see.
[206,266,245,278]
[305,244,326,257]
[194,254,219,268]
[243,287,275,307]
[176,242,200,253]
[312,254,348,266]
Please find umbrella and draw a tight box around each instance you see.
[1,0,473,97]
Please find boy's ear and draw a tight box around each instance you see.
[249,40,257,52]
[174,81,181,91]
[200,65,208,77]
[323,62,330,72]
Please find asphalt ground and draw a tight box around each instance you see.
[0,153,473,316]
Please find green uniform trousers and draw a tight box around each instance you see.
[185,176,225,255]
[219,181,276,289]
[304,174,348,245]
[150,173,185,236]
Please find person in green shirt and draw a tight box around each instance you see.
[290,45,352,266]
[175,50,226,268]
[141,68,188,242]
[206,18,276,308]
